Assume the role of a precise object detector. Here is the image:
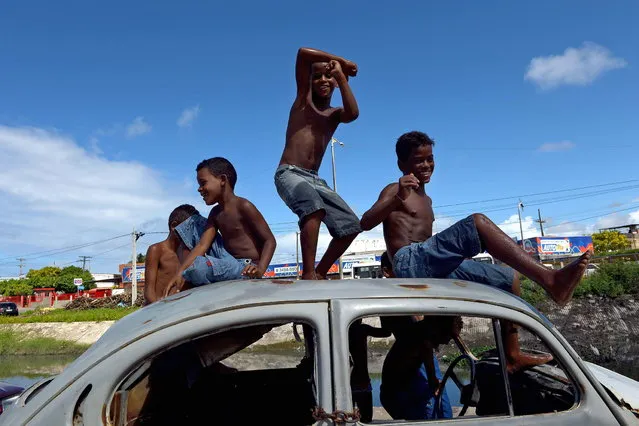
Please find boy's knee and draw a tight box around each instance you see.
[471,213,489,226]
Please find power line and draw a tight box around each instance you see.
[544,205,639,230]
[433,179,639,209]
[0,233,130,262]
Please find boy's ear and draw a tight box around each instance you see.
[397,159,406,174]
[219,174,228,186]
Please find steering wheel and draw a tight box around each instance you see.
[436,353,477,417]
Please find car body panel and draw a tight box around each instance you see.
[2,278,638,424]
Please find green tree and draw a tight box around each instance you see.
[592,230,630,253]
[57,266,95,293]
[25,266,61,288]
[0,279,34,296]
[136,253,146,263]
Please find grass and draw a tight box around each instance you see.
[0,330,90,356]
[0,307,139,324]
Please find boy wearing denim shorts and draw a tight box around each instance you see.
[275,47,361,280]
[168,157,277,292]
[361,131,592,372]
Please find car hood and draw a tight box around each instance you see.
[586,362,639,417]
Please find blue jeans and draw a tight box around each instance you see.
[175,214,254,285]
[381,356,453,420]
[274,164,361,238]
[393,215,514,291]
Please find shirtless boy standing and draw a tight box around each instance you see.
[144,204,198,304]
[170,157,277,291]
[361,131,592,372]
[275,47,361,279]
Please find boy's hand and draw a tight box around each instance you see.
[165,273,185,297]
[241,264,263,279]
[397,174,420,200]
[343,60,358,77]
[327,60,345,80]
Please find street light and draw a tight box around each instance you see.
[517,201,525,247]
[331,138,345,278]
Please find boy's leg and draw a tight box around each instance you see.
[274,165,327,280]
[501,274,552,372]
[315,232,358,279]
[450,262,553,372]
[471,214,591,306]
[314,181,362,278]
[300,210,325,280]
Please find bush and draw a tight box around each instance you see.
[520,262,639,305]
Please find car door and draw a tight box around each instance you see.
[330,297,626,425]
[18,302,334,426]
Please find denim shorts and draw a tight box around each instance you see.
[274,164,361,238]
[175,214,253,285]
[183,255,252,286]
[393,215,514,292]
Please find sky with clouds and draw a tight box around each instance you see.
[0,1,637,276]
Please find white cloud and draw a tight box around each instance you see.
[88,136,103,155]
[525,42,627,90]
[126,116,152,138]
[537,140,576,152]
[0,125,197,274]
[497,214,539,240]
[177,105,200,128]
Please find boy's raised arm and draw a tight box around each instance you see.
[143,245,160,304]
[242,200,276,278]
[295,47,358,102]
[327,60,359,123]
[360,175,420,230]
[361,184,398,230]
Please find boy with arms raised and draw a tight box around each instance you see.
[361,131,592,373]
[170,157,276,291]
[275,47,361,279]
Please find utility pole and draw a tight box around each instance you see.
[17,258,25,278]
[295,231,300,280]
[331,138,345,279]
[517,201,525,246]
[131,229,145,305]
[78,256,92,271]
[534,209,546,237]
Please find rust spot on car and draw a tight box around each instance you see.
[399,284,430,290]
[271,279,294,285]
[160,293,191,303]
[453,281,468,287]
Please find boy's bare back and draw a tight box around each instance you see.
[210,196,271,263]
[144,240,180,304]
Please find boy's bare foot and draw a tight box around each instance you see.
[301,271,318,280]
[507,352,553,374]
[315,271,326,280]
[549,250,592,306]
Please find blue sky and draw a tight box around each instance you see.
[1,1,638,275]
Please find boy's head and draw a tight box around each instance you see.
[168,204,199,231]
[396,131,436,184]
[381,251,394,278]
[196,157,237,205]
[311,62,336,100]
[417,315,464,346]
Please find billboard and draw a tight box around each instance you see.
[263,261,340,278]
[523,236,594,257]
[120,264,146,283]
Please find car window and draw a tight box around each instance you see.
[109,320,318,426]
[348,314,577,423]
